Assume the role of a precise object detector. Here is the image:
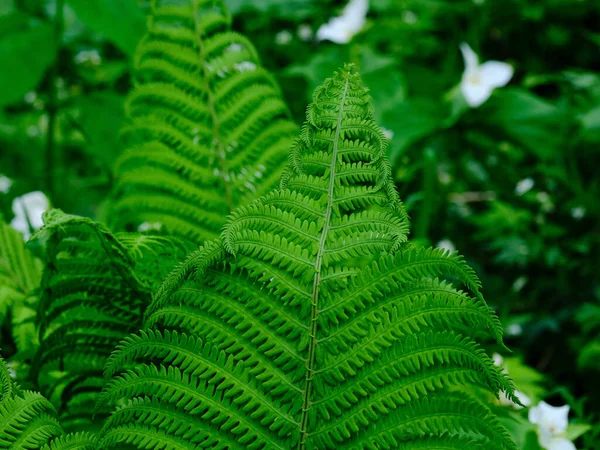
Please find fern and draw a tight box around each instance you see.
[106,0,297,243]
[0,218,43,370]
[30,210,155,430]
[99,65,517,450]
[0,353,98,449]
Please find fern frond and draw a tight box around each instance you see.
[31,210,151,429]
[0,390,62,449]
[107,0,297,243]
[40,432,98,450]
[100,65,516,450]
[0,218,43,372]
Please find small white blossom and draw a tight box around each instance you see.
[512,276,528,292]
[402,11,417,24]
[492,353,504,367]
[138,222,162,232]
[74,49,102,66]
[10,191,50,240]
[27,125,40,137]
[571,207,585,220]
[6,361,16,379]
[459,42,513,107]
[381,127,394,140]
[297,24,313,41]
[529,402,576,450]
[0,175,12,193]
[515,177,534,196]
[234,61,257,72]
[436,239,456,254]
[275,30,293,45]
[24,91,37,104]
[317,0,368,44]
[506,323,523,336]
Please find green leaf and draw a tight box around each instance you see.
[76,92,125,168]
[0,15,57,106]
[483,88,563,160]
[382,98,446,164]
[565,423,591,441]
[65,0,146,55]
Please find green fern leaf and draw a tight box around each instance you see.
[0,389,62,449]
[0,351,98,450]
[106,0,297,243]
[31,210,152,430]
[100,65,517,449]
[0,218,43,365]
[40,432,98,450]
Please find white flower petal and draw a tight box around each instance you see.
[342,0,368,30]
[317,19,352,44]
[10,191,50,239]
[547,437,576,450]
[492,353,503,367]
[436,239,456,254]
[317,0,367,44]
[0,175,12,194]
[515,390,531,407]
[460,81,493,108]
[529,401,570,435]
[479,61,514,89]
[459,42,479,74]
[515,177,534,196]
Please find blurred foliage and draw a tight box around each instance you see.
[0,0,599,447]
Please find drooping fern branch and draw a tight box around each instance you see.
[106,0,297,243]
[99,65,518,450]
[30,210,188,431]
[0,353,98,450]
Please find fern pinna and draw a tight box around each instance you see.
[107,0,297,243]
[99,65,518,450]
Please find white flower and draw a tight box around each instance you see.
[529,401,576,450]
[515,177,534,196]
[275,30,292,45]
[506,323,523,336]
[436,239,456,254]
[297,24,313,41]
[492,352,504,367]
[10,191,50,240]
[512,276,528,292]
[317,0,368,44]
[0,175,12,193]
[234,61,257,72]
[459,42,513,107]
[24,91,37,104]
[381,127,394,140]
[571,207,585,220]
[74,49,101,66]
[138,222,162,232]
[402,11,417,24]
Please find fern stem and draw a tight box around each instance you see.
[298,75,350,449]
[191,0,234,213]
[44,0,64,200]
